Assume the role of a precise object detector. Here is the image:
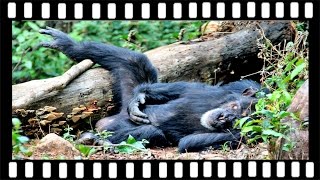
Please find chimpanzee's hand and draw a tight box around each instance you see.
[128,93,150,124]
[38,26,76,55]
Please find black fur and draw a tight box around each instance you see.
[39,27,263,152]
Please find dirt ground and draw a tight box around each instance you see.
[16,139,269,160]
[88,144,269,160]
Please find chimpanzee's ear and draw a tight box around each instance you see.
[242,87,258,97]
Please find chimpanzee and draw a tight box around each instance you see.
[39,27,264,152]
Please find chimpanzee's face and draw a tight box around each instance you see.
[200,96,258,131]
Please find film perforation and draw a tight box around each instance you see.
[58,3,66,19]
[59,162,67,178]
[248,161,257,177]
[158,3,166,19]
[232,2,241,18]
[41,3,50,19]
[188,2,197,19]
[125,3,133,19]
[216,2,225,18]
[92,3,101,19]
[42,162,51,178]
[233,162,242,178]
[141,3,150,19]
[189,162,198,178]
[173,3,182,19]
[275,2,284,18]
[203,161,212,177]
[24,2,32,18]
[159,162,167,178]
[202,2,211,18]
[291,161,300,177]
[262,162,271,178]
[142,162,151,178]
[261,2,271,18]
[74,3,83,19]
[126,162,134,178]
[305,2,313,18]
[93,162,102,178]
[108,3,116,19]
[109,162,117,178]
[25,162,33,178]
[6,1,315,20]
[247,2,256,18]
[276,161,284,177]
[290,2,299,18]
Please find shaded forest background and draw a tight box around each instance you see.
[12,21,202,84]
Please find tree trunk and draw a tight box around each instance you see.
[278,80,309,160]
[12,21,294,114]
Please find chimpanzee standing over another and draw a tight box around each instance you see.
[39,27,264,152]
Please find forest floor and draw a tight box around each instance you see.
[18,139,269,160]
[88,143,269,160]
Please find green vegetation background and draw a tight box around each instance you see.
[12,21,203,84]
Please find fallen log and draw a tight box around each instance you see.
[12,21,294,114]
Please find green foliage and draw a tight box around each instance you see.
[93,130,149,154]
[220,141,231,153]
[235,25,308,152]
[12,21,203,84]
[63,125,76,142]
[12,21,73,84]
[114,135,149,154]
[12,118,32,156]
[76,144,97,157]
[94,129,113,140]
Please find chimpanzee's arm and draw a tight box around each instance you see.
[127,82,193,124]
[178,130,241,152]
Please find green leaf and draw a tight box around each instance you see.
[27,22,40,31]
[76,144,96,157]
[262,129,284,137]
[290,63,305,80]
[239,117,250,128]
[17,136,29,144]
[241,126,262,134]
[88,148,97,157]
[24,61,33,69]
[126,135,136,144]
[12,118,21,129]
[277,111,290,119]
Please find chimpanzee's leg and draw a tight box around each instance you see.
[128,82,199,124]
[39,27,158,111]
[178,130,241,152]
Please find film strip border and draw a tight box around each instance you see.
[6,1,314,20]
[8,161,316,179]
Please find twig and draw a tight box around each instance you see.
[37,119,45,137]
[12,48,30,72]
[240,71,262,79]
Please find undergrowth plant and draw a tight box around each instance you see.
[12,118,32,157]
[235,22,308,152]
[63,126,149,157]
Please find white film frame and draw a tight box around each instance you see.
[5,1,316,179]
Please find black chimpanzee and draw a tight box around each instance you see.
[39,27,264,152]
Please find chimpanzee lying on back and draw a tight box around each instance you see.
[39,27,265,152]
